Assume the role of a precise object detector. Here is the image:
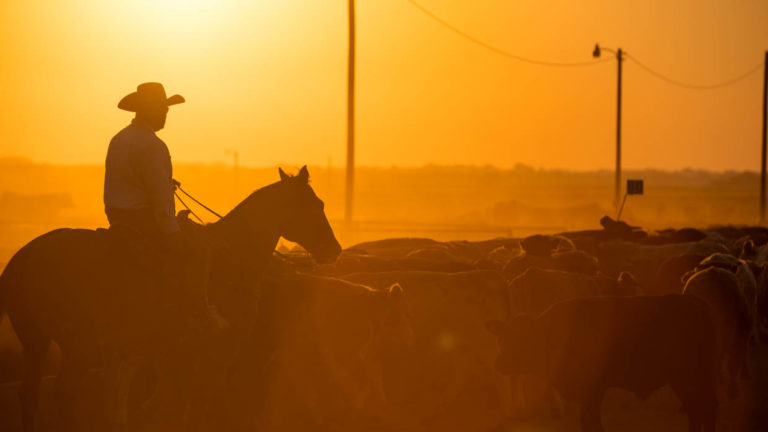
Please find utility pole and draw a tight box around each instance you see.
[761,51,768,223]
[345,0,356,225]
[615,48,624,212]
[593,43,625,212]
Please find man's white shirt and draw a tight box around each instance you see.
[103,119,180,234]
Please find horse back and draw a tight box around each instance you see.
[0,228,119,333]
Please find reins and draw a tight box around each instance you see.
[174,180,225,219]
[172,179,315,269]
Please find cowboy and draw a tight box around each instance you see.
[104,82,224,333]
[104,82,184,238]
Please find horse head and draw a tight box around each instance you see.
[274,165,341,264]
[218,165,341,265]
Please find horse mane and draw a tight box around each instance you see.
[220,180,283,222]
[222,172,310,223]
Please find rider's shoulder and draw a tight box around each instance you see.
[117,122,167,150]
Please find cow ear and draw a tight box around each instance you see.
[485,320,505,336]
[681,269,697,286]
[298,165,309,183]
[388,283,403,303]
[279,167,289,181]
[618,271,639,294]
[741,240,755,259]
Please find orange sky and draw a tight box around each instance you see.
[0,0,766,171]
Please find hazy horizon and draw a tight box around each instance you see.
[3,155,768,176]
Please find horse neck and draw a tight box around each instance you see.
[206,188,283,269]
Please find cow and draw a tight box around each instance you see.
[312,251,474,277]
[501,233,599,281]
[348,238,483,262]
[550,250,599,276]
[505,267,637,416]
[757,268,768,342]
[487,295,719,432]
[640,228,708,245]
[503,253,554,281]
[595,240,728,293]
[338,270,511,430]
[348,238,444,259]
[485,243,522,264]
[688,253,759,344]
[653,253,707,295]
[210,273,412,432]
[503,250,601,282]
[683,267,750,398]
[507,267,637,316]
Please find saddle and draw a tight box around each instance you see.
[98,224,165,274]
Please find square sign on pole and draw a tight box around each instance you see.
[627,179,644,195]
[617,179,643,220]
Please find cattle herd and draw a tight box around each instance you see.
[2,218,768,431]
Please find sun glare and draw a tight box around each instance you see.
[91,0,238,52]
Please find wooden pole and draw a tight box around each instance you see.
[344,0,356,225]
[615,48,624,212]
[761,51,768,224]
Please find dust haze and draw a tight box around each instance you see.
[1,157,761,265]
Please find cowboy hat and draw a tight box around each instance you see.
[118,82,185,112]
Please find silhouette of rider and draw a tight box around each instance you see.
[103,82,224,333]
[104,82,183,238]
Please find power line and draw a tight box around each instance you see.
[407,0,611,68]
[627,54,765,90]
[408,0,766,88]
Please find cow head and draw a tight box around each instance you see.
[486,315,535,375]
[739,239,757,260]
[376,284,414,346]
[617,271,639,295]
[520,235,559,258]
[356,283,413,417]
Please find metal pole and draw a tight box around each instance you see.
[761,51,767,224]
[617,192,629,221]
[344,0,356,225]
[615,48,623,212]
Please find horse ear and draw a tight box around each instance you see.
[279,167,289,181]
[298,165,309,182]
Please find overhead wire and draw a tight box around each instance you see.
[407,0,766,89]
[406,0,612,68]
[626,54,765,90]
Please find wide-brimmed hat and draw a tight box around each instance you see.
[118,82,185,112]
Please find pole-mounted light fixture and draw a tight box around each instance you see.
[593,42,624,212]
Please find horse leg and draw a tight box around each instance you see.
[547,386,566,417]
[493,373,513,419]
[54,344,92,432]
[103,347,140,431]
[579,390,605,432]
[512,374,527,416]
[17,329,50,432]
[726,350,740,399]
[185,334,237,432]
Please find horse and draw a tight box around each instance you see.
[0,165,341,432]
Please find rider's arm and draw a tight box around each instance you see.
[139,139,181,234]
